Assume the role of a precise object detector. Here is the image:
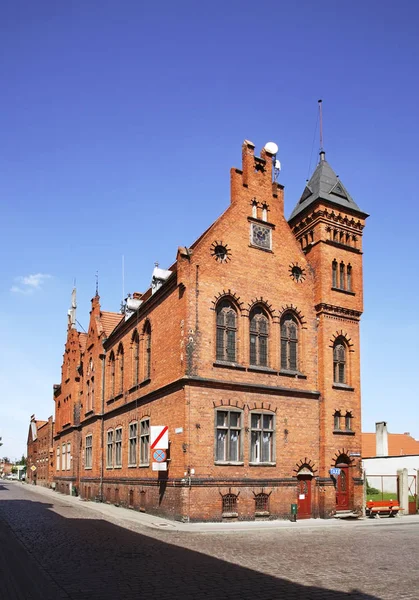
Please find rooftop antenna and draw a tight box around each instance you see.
[122,255,125,301]
[263,142,281,182]
[95,271,99,296]
[318,99,325,160]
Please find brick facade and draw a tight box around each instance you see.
[50,140,367,520]
[27,415,54,486]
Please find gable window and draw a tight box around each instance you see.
[334,410,341,430]
[280,313,298,371]
[115,428,122,467]
[109,352,115,398]
[345,412,353,431]
[85,435,92,469]
[117,344,124,394]
[128,422,137,466]
[332,260,337,288]
[333,340,347,384]
[107,430,114,468]
[216,300,237,362]
[250,413,275,463]
[144,322,151,380]
[215,409,242,463]
[249,307,269,367]
[140,419,150,465]
[132,330,140,386]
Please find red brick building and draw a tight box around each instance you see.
[52,140,368,520]
[27,415,54,486]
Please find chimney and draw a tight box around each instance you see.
[376,421,388,457]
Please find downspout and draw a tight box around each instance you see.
[99,340,107,502]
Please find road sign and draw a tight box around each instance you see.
[152,449,167,463]
[151,426,168,450]
[152,462,167,471]
[329,468,341,476]
[31,465,37,472]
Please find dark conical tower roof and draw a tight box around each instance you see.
[289,151,365,221]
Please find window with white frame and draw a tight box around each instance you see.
[128,422,137,466]
[250,413,275,463]
[107,430,114,468]
[115,428,122,467]
[140,419,150,465]
[85,435,93,469]
[66,442,71,470]
[56,447,60,471]
[215,409,242,462]
[62,443,67,471]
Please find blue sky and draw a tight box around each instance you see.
[1,1,418,460]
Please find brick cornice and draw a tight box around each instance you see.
[315,303,362,321]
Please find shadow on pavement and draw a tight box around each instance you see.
[0,493,381,600]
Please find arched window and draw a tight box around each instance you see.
[332,260,338,287]
[249,307,269,367]
[262,204,268,221]
[345,412,353,431]
[109,351,115,398]
[280,313,298,371]
[117,344,124,394]
[334,410,341,430]
[252,200,258,218]
[339,262,345,289]
[144,321,151,380]
[216,300,237,362]
[132,330,140,386]
[347,265,352,292]
[333,339,347,384]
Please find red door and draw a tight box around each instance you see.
[297,476,312,518]
[336,465,349,510]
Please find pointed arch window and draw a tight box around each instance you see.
[347,265,352,292]
[262,204,268,221]
[334,410,341,431]
[332,260,338,288]
[117,344,124,394]
[280,313,298,371]
[144,321,151,380]
[132,330,140,386]
[252,200,258,218]
[249,307,269,367]
[333,339,347,384]
[345,412,353,431]
[216,300,237,362]
[339,262,345,289]
[109,351,115,398]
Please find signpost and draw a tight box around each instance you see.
[151,426,168,471]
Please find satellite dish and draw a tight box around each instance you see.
[275,160,281,172]
[264,142,278,155]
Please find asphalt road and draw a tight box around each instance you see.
[0,482,418,599]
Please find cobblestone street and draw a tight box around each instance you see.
[0,482,418,600]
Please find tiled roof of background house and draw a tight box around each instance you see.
[362,432,419,457]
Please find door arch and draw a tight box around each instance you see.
[335,454,351,511]
[297,467,313,518]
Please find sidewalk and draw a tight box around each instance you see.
[15,481,419,534]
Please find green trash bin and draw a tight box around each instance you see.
[291,503,298,522]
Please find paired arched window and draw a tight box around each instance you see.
[280,313,298,371]
[132,330,140,386]
[143,321,151,380]
[333,339,347,384]
[108,351,115,398]
[249,306,269,367]
[216,300,237,362]
[117,344,124,393]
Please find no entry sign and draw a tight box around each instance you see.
[150,425,169,450]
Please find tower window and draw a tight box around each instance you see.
[334,410,341,430]
[249,307,269,367]
[332,260,338,288]
[216,300,237,362]
[333,340,347,384]
[280,313,298,371]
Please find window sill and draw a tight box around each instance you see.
[248,365,277,374]
[331,287,356,296]
[106,398,115,405]
[114,392,123,401]
[255,511,270,517]
[85,467,92,470]
[128,464,137,468]
[215,461,244,466]
[114,465,122,469]
[222,512,238,519]
[247,216,276,229]
[106,467,113,470]
[333,429,355,436]
[279,370,307,379]
[129,384,140,393]
[248,244,273,253]
[140,378,151,387]
[333,384,355,391]
[139,463,150,468]
[249,462,276,467]
[84,410,94,417]
[213,361,246,371]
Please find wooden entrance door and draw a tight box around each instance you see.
[297,476,312,518]
[336,465,349,510]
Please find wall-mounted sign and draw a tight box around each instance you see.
[329,468,341,476]
[152,462,167,472]
[151,426,168,450]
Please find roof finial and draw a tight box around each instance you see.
[318,99,326,162]
[68,286,77,329]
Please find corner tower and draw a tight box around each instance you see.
[289,150,369,516]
